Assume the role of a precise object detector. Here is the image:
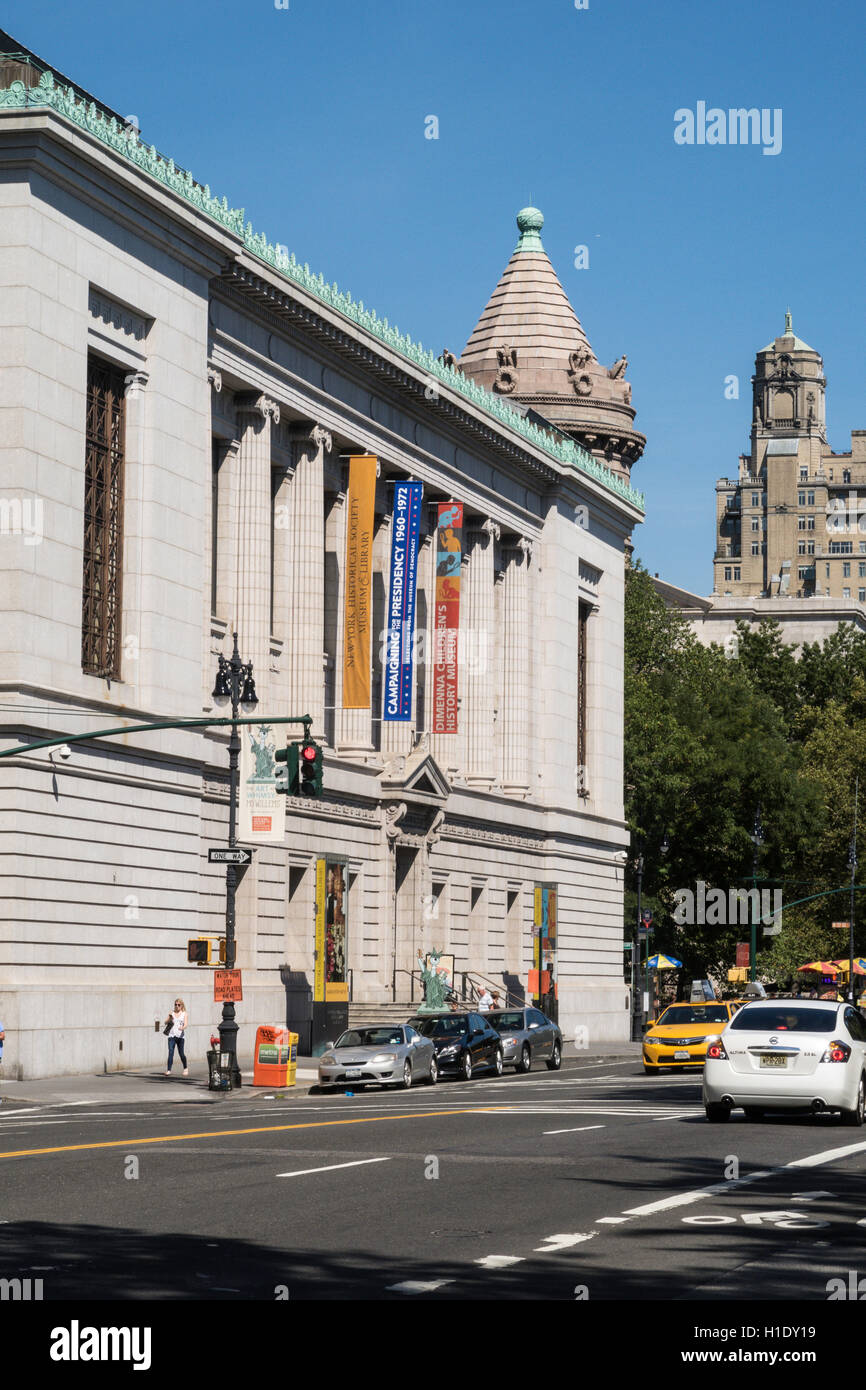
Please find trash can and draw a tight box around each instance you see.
[207,1048,233,1091]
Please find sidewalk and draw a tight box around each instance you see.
[0,1041,642,1109]
[0,1058,320,1108]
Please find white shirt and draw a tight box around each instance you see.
[169,1011,187,1038]
[477,991,493,1012]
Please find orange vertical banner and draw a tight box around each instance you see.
[343,454,377,708]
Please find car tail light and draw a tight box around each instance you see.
[821,1039,852,1064]
[706,1037,728,1060]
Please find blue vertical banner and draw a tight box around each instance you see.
[384,482,423,721]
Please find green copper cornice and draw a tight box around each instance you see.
[0,72,644,513]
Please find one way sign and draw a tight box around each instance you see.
[208,847,253,865]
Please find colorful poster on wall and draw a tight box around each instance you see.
[238,722,286,844]
[432,501,463,733]
[384,481,423,722]
[324,861,348,1000]
[343,454,377,708]
[532,883,558,1001]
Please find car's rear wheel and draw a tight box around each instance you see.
[546,1041,562,1071]
[705,1103,731,1123]
[459,1051,472,1081]
[425,1056,438,1086]
[516,1044,531,1074]
[841,1073,866,1127]
[401,1060,413,1090]
[492,1048,503,1077]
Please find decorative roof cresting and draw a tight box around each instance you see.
[0,68,644,511]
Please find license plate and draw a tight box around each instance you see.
[346,1068,361,1078]
[760,1054,787,1068]
[674,1051,691,1061]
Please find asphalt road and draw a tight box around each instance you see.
[2,1057,865,1302]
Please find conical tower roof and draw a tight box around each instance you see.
[458,208,644,480]
[460,208,596,376]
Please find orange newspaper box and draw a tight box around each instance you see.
[253,1026,298,1087]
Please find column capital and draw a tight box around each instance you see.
[123,370,149,397]
[236,393,280,424]
[291,422,333,454]
[207,367,222,393]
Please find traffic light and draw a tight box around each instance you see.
[188,938,211,965]
[275,740,299,795]
[299,739,323,797]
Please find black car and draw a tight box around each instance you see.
[406,1011,503,1080]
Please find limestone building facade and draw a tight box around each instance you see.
[715,313,866,605]
[0,32,644,1077]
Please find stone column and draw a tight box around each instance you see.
[462,519,499,785]
[283,424,331,735]
[500,538,532,793]
[234,393,279,701]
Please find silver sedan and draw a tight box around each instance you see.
[317,1024,438,1090]
[486,1007,563,1073]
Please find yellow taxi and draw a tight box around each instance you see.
[642,1000,745,1073]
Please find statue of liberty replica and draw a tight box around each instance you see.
[417,947,451,1013]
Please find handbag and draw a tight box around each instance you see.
[163,1019,172,1036]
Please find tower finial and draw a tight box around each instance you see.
[515,206,544,253]
[784,307,793,336]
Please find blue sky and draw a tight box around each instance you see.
[5,0,863,593]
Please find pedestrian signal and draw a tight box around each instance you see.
[188,939,211,965]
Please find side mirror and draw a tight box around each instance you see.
[324,1040,334,1050]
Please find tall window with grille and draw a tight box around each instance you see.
[576,600,590,793]
[82,357,126,678]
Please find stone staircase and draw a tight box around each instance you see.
[348,1000,420,1026]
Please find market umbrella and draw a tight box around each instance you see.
[831,958,866,976]
[647,954,682,969]
[797,961,841,975]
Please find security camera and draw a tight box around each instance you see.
[56,745,72,761]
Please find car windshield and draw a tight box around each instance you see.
[656,1006,729,1026]
[410,1016,465,1038]
[730,1006,838,1033]
[334,1028,404,1047]
[487,1011,524,1031]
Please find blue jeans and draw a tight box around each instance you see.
[167,1035,187,1070]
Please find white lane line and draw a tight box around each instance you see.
[788,1140,866,1168]
[277,1157,392,1179]
[474,1255,525,1269]
[533,1232,597,1252]
[543,1124,606,1135]
[387,1279,454,1294]
[595,1217,628,1224]
[791,1190,834,1201]
[622,1169,775,1218]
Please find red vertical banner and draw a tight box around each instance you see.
[432,502,463,733]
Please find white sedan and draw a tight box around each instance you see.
[702,998,866,1124]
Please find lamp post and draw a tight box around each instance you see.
[848,831,857,1004]
[631,846,645,1042]
[211,632,258,1087]
[750,805,764,984]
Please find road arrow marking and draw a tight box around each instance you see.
[740,1209,830,1229]
[386,1280,454,1294]
[533,1232,597,1252]
[474,1255,525,1269]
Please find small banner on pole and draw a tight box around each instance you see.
[239,722,286,844]
[384,481,423,722]
[343,454,377,709]
[432,502,463,733]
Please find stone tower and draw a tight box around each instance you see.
[458,207,644,482]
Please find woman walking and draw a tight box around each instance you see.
[165,998,189,1076]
